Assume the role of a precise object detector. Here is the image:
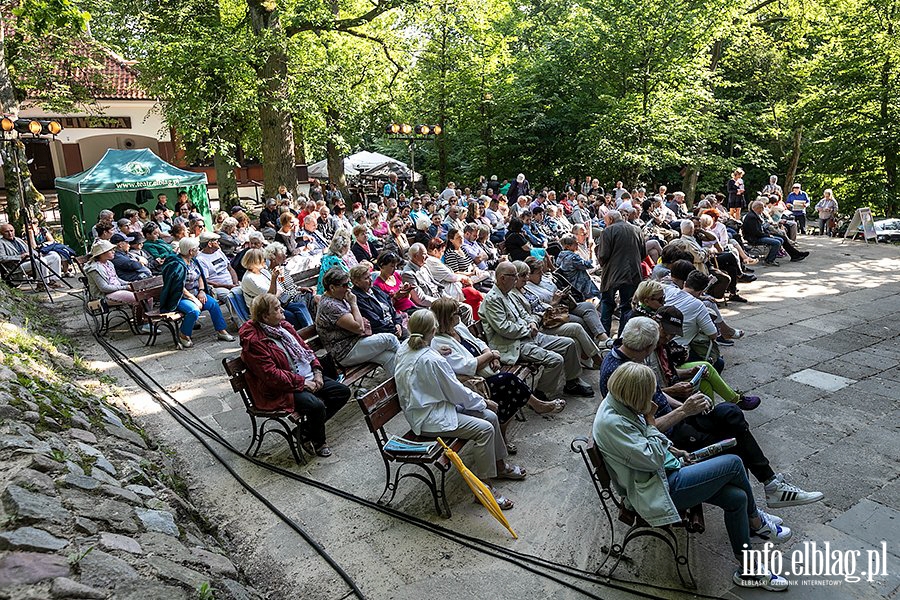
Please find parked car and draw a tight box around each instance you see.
[857,218,900,242]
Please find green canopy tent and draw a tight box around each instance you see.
[55,148,210,253]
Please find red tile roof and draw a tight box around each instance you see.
[58,41,152,101]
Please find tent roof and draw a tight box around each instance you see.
[307,151,415,181]
[307,157,359,179]
[361,161,421,182]
[55,148,207,195]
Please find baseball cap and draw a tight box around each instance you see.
[655,306,684,336]
[199,231,220,243]
[110,233,128,244]
[230,205,244,214]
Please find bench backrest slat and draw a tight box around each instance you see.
[357,379,400,433]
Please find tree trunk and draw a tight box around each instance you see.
[784,126,803,192]
[437,14,449,188]
[294,122,307,165]
[247,0,297,199]
[0,18,43,233]
[325,109,349,200]
[213,151,240,211]
[881,46,897,216]
[682,167,699,208]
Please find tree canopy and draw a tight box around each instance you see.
[3,0,897,215]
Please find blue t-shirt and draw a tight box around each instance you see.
[786,191,809,214]
[599,345,674,432]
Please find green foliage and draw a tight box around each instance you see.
[14,0,896,215]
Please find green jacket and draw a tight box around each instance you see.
[144,239,175,260]
[160,254,207,313]
[592,393,681,527]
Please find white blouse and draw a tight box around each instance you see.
[394,343,486,435]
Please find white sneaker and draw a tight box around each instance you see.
[765,473,824,508]
[757,508,783,526]
[752,511,792,543]
[733,567,789,592]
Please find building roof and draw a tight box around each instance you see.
[62,42,151,101]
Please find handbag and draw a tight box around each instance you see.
[689,335,720,365]
[459,375,491,400]
[541,304,570,329]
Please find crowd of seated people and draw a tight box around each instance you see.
[35,173,831,585]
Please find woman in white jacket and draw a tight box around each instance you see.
[395,309,526,510]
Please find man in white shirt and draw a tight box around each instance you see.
[196,231,239,301]
[439,182,457,204]
[613,181,626,200]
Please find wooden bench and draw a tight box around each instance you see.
[222,356,305,465]
[76,255,138,336]
[571,436,704,589]
[357,378,466,517]
[291,267,321,289]
[130,276,184,348]
[297,324,380,389]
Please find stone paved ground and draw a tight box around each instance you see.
[53,235,900,600]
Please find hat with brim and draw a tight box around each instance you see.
[655,306,684,336]
[128,233,145,245]
[199,231,220,243]
[90,239,116,258]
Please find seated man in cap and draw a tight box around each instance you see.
[109,233,152,282]
[0,223,64,286]
[126,232,157,274]
[646,305,761,411]
[196,231,240,301]
[599,316,824,510]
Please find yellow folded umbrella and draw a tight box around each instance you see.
[437,437,518,539]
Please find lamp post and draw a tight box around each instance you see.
[0,116,66,301]
[385,123,443,197]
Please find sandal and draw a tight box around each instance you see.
[505,441,518,455]
[300,440,332,457]
[530,399,566,415]
[474,491,514,510]
[494,494,514,510]
[497,464,527,480]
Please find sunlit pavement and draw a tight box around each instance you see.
[50,235,900,600]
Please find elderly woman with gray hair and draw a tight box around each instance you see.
[217,217,241,257]
[593,361,792,592]
[316,231,354,295]
[159,237,235,348]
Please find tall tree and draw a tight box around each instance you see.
[1,0,90,232]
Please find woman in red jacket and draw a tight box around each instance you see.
[239,293,350,457]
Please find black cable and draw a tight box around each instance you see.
[96,333,726,600]
[93,334,368,600]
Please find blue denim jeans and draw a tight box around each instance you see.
[667,454,758,558]
[600,283,638,336]
[177,297,228,336]
[283,301,312,328]
[755,236,783,263]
